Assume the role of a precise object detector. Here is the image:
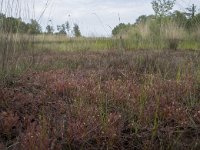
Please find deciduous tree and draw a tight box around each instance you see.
[73,24,81,37]
[151,0,176,17]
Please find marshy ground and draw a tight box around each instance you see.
[0,49,200,149]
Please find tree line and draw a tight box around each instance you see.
[0,13,81,37]
[112,0,200,36]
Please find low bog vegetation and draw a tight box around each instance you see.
[0,50,200,149]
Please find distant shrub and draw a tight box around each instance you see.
[161,21,186,50]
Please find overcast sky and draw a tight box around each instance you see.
[2,0,200,36]
[33,0,153,36]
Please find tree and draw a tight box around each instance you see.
[0,13,42,34]
[184,4,199,29]
[135,15,155,25]
[57,24,66,35]
[135,15,148,24]
[193,13,200,27]
[17,18,29,33]
[151,0,176,17]
[65,21,70,34]
[2,17,17,33]
[28,19,42,34]
[73,24,81,37]
[0,13,5,19]
[171,10,187,26]
[112,23,131,36]
[46,25,54,34]
[185,4,197,19]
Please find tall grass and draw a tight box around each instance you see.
[0,1,32,78]
[34,36,115,52]
[118,18,200,50]
[161,21,186,50]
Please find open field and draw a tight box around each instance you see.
[30,34,200,51]
[0,48,200,149]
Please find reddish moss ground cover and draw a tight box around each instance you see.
[0,50,200,149]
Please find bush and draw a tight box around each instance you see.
[161,21,185,50]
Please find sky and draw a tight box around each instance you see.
[35,0,154,36]
[1,0,200,36]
